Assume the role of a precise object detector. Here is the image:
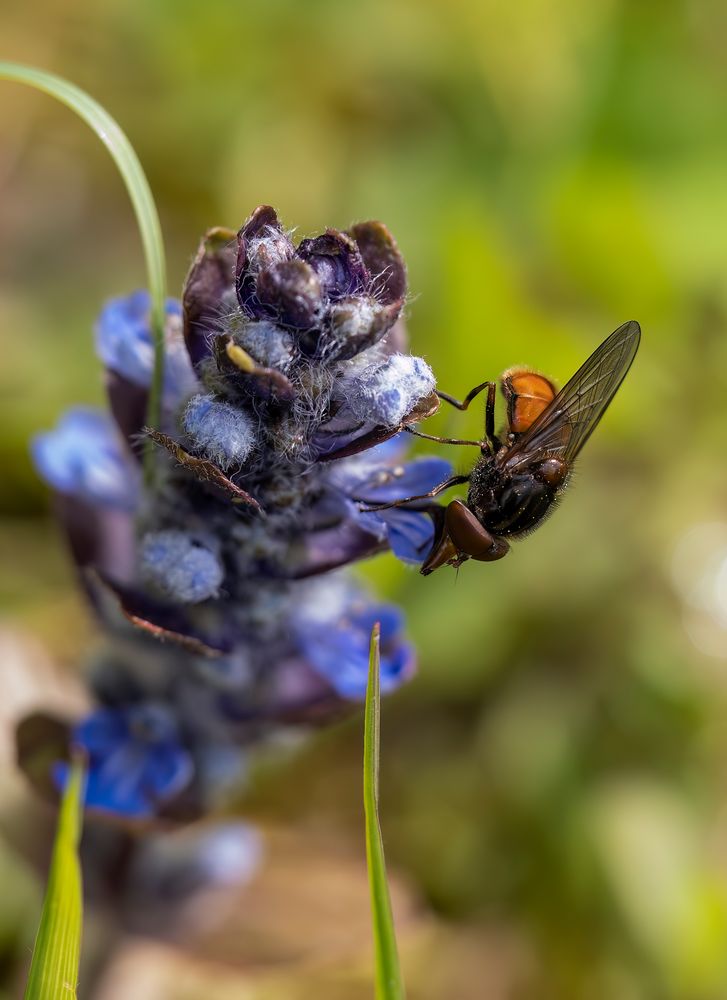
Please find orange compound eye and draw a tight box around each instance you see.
[445,500,510,562]
[500,368,557,435]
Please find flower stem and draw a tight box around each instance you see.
[0,62,167,485]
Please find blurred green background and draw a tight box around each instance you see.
[4,1,727,997]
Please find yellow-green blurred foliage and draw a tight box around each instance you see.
[4,1,727,997]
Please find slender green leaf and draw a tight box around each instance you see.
[0,62,167,482]
[24,758,85,1000]
[364,623,406,999]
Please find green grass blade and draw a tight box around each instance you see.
[0,61,167,481]
[364,623,406,999]
[24,758,85,1000]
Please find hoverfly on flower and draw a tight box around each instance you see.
[362,321,641,575]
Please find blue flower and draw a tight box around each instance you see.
[295,586,415,699]
[373,507,439,564]
[23,207,450,824]
[331,448,454,564]
[55,704,193,819]
[96,290,197,407]
[31,407,139,511]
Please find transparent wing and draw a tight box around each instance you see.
[504,321,640,470]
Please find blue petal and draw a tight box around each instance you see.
[356,456,454,504]
[377,508,435,564]
[31,407,139,511]
[54,751,152,818]
[141,744,194,801]
[95,291,195,406]
[299,627,355,689]
[74,709,128,755]
[297,598,414,700]
[335,455,451,565]
[89,747,153,816]
[57,705,194,818]
[350,602,404,641]
[96,291,154,386]
[319,636,413,699]
[379,640,416,693]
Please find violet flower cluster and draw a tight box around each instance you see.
[23,207,451,824]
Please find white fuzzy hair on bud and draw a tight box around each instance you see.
[246,230,294,277]
[139,530,224,604]
[235,320,296,372]
[183,393,257,469]
[329,297,377,339]
[342,353,436,427]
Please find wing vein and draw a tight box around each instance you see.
[503,321,640,470]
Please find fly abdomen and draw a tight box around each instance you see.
[480,472,557,537]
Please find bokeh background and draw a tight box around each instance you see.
[3,1,727,997]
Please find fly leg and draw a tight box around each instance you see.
[435,380,501,453]
[483,382,501,450]
[437,381,492,412]
[357,474,470,513]
[404,426,484,447]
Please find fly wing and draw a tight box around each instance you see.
[504,320,640,470]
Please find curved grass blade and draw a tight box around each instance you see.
[364,623,406,999]
[24,757,85,1000]
[0,61,167,483]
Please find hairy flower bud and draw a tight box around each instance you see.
[236,205,295,314]
[234,207,407,360]
[183,227,238,369]
[140,531,224,604]
[255,258,323,329]
[348,220,407,304]
[233,320,296,372]
[341,353,436,427]
[297,230,368,299]
[182,393,257,468]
